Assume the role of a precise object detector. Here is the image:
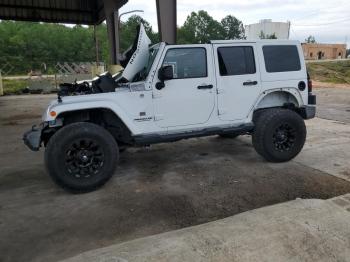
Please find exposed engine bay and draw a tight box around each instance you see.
[58,24,151,98]
[58,72,123,97]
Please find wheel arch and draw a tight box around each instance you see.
[254,89,303,110]
[43,107,135,146]
[248,89,305,121]
[46,101,140,135]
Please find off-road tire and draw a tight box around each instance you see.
[252,108,306,162]
[45,122,119,193]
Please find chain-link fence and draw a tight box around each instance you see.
[1,62,106,95]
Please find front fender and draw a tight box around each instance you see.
[44,97,141,135]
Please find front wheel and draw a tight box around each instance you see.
[45,122,119,193]
[252,109,306,162]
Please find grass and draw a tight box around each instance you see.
[307,60,350,84]
[1,79,29,95]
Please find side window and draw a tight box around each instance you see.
[263,45,301,73]
[162,48,207,79]
[217,46,256,76]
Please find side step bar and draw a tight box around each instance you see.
[133,123,254,146]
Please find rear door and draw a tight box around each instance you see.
[214,44,262,121]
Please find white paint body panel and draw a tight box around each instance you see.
[152,44,216,128]
[213,43,262,121]
[43,40,309,136]
[122,24,151,81]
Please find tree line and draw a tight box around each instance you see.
[0,11,245,75]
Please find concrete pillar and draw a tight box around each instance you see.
[156,0,177,44]
[103,0,121,65]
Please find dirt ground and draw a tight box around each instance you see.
[1,89,350,262]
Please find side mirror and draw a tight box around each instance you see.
[158,65,174,81]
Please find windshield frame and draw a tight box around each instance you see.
[131,43,161,83]
[145,43,161,76]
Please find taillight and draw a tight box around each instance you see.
[307,72,312,93]
[308,79,312,93]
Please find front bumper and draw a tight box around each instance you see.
[23,123,46,151]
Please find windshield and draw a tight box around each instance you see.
[132,43,160,82]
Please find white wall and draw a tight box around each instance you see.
[245,19,291,40]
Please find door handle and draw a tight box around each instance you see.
[243,81,258,86]
[197,84,213,89]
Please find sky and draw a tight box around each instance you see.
[119,0,350,47]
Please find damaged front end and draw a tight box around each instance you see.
[57,24,151,98]
[23,123,47,151]
[23,24,153,152]
[23,118,63,151]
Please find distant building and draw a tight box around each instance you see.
[302,43,347,60]
[245,19,291,40]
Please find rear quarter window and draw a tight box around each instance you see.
[263,45,301,73]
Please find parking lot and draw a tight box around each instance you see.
[1,87,350,262]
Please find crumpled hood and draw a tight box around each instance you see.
[120,24,151,82]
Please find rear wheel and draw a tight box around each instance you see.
[45,122,119,193]
[252,108,306,162]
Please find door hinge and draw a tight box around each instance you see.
[154,114,164,121]
[152,92,162,99]
[218,109,227,115]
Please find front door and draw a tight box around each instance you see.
[214,44,262,121]
[152,45,215,128]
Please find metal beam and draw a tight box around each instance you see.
[0,4,93,14]
[103,0,121,65]
[156,0,177,44]
[0,0,128,25]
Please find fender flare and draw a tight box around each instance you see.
[248,88,304,119]
[45,99,141,135]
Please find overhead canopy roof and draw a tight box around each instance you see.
[0,0,127,25]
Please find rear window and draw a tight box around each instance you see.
[217,46,256,76]
[263,45,301,73]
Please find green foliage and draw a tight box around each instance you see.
[0,17,158,75]
[307,60,350,84]
[0,21,106,74]
[259,31,277,39]
[221,15,245,40]
[1,11,245,75]
[305,35,316,43]
[119,15,159,51]
[178,11,224,44]
[2,79,28,95]
[178,11,244,44]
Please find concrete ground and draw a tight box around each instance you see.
[0,87,350,261]
[315,87,350,123]
[63,195,350,262]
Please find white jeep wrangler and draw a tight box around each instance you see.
[24,25,316,193]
